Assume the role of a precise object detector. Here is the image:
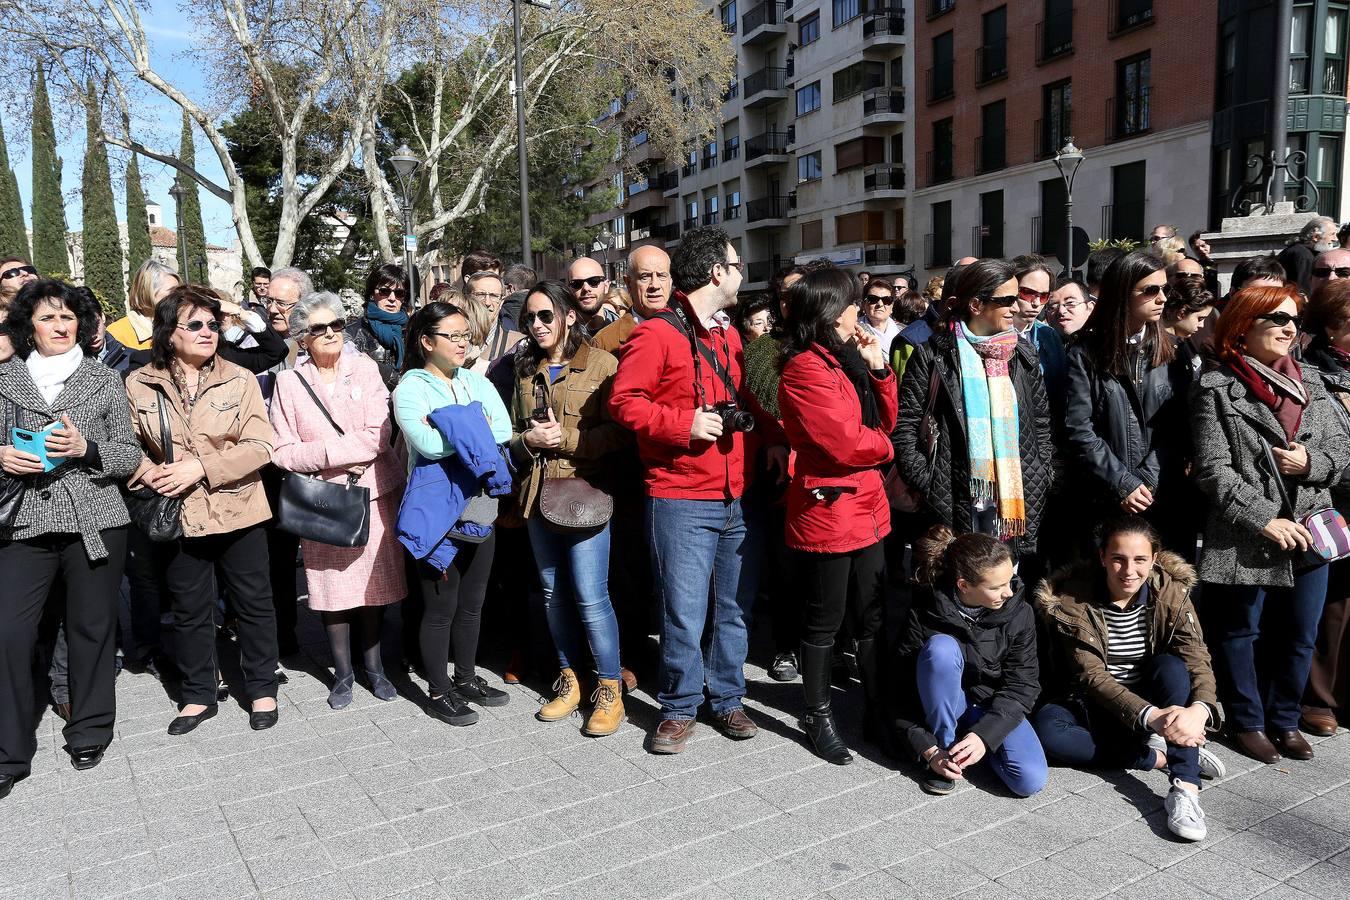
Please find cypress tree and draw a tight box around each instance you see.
[31,64,68,275]
[178,111,207,283]
[125,152,152,272]
[0,117,28,261]
[80,80,125,310]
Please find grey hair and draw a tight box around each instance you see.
[288,290,346,339]
[269,266,314,299]
[1301,217,1337,244]
[465,270,503,288]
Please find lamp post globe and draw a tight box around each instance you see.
[1053,138,1085,276]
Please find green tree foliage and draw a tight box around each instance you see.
[31,64,68,274]
[124,152,152,272]
[0,117,28,261]
[177,111,208,283]
[80,81,125,307]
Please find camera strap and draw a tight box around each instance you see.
[651,307,741,405]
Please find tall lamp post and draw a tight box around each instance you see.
[594,227,614,279]
[167,178,188,278]
[389,144,422,305]
[1053,138,1084,276]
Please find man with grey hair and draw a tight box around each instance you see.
[1311,246,1350,297]
[1279,216,1339,296]
[593,245,672,354]
[266,266,315,336]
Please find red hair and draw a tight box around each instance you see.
[1212,283,1303,363]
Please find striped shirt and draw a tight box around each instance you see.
[1102,592,1150,685]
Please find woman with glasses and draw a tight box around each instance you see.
[347,263,411,390]
[269,292,407,710]
[1064,250,1195,555]
[393,301,513,727]
[893,258,1056,561]
[1011,255,1067,401]
[1192,283,1350,764]
[860,277,903,348]
[125,285,280,735]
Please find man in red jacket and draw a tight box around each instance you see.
[610,227,788,754]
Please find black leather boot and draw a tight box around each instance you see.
[854,636,901,759]
[800,641,854,766]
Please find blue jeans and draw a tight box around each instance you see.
[647,497,760,720]
[1033,654,1202,787]
[916,634,1047,797]
[1206,565,1329,732]
[527,518,621,681]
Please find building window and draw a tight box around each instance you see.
[799,11,820,45]
[1038,176,1067,256]
[837,211,886,244]
[978,190,1004,259]
[978,100,1006,172]
[1113,52,1150,139]
[836,136,885,171]
[930,31,955,101]
[720,0,736,31]
[833,61,885,102]
[724,134,741,159]
[928,201,952,268]
[1112,0,1153,35]
[1326,9,1346,94]
[1291,5,1312,93]
[798,151,823,183]
[614,216,627,251]
[801,220,823,250]
[1108,160,1147,241]
[1039,0,1073,61]
[1218,30,1236,108]
[1041,79,1071,159]
[726,190,742,219]
[796,82,822,117]
[833,0,861,28]
[930,117,954,183]
[978,6,1008,84]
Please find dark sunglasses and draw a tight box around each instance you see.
[1018,286,1051,303]
[176,319,222,333]
[866,294,894,306]
[1134,283,1172,299]
[569,276,606,290]
[1313,266,1350,279]
[0,265,36,281]
[523,309,557,326]
[373,285,408,300]
[306,318,346,337]
[979,294,1020,308]
[1257,312,1302,328]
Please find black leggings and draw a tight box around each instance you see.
[794,541,887,647]
[419,533,496,696]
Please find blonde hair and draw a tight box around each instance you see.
[1151,236,1187,267]
[457,290,494,345]
[127,259,181,316]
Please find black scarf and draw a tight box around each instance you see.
[835,342,881,429]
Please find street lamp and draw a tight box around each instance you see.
[1053,138,1084,276]
[166,178,188,279]
[389,144,422,304]
[510,0,552,270]
[594,227,614,279]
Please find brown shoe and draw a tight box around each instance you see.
[620,667,638,693]
[713,708,758,740]
[1300,707,1338,737]
[1269,729,1315,760]
[1232,729,1280,764]
[584,679,625,737]
[650,718,695,754]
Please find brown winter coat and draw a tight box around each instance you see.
[1034,551,1222,731]
[126,357,274,538]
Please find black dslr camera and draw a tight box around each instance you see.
[710,400,755,433]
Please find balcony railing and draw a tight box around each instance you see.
[976,41,1008,85]
[864,244,906,267]
[651,222,680,241]
[746,196,792,222]
[744,66,788,100]
[1107,88,1151,142]
[1031,215,1046,254]
[1109,0,1153,36]
[629,225,653,243]
[1102,201,1147,242]
[627,178,651,196]
[972,224,1004,259]
[654,170,679,192]
[724,138,741,160]
[862,89,906,116]
[1036,9,1074,63]
[703,210,721,226]
[724,80,739,101]
[925,232,953,269]
[701,150,718,170]
[742,0,785,34]
[974,132,1006,174]
[681,160,698,177]
[864,164,906,191]
[926,66,954,103]
[682,216,698,232]
[1034,117,1070,160]
[927,0,954,20]
[862,7,906,38]
[926,149,954,185]
[725,204,742,221]
[746,258,783,284]
[745,130,791,160]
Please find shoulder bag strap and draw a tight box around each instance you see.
[155,386,175,464]
[293,373,346,436]
[1261,437,1294,517]
[924,360,941,418]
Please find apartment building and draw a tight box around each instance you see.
[911,0,1216,277]
[582,0,914,293]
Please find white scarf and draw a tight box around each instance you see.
[27,345,84,405]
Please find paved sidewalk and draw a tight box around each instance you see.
[2,631,1349,900]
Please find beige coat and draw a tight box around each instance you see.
[126,357,274,537]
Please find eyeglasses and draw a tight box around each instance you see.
[305,318,346,337]
[176,319,222,333]
[468,291,502,303]
[1134,283,1172,300]
[1256,312,1302,329]
[569,276,606,290]
[1,265,36,281]
[270,298,299,312]
[1049,300,1087,313]
[1313,266,1350,279]
[1148,233,1174,244]
[866,295,894,307]
[720,260,745,273]
[979,294,1020,308]
[1018,286,1051,304]
[523,309,556,326]
[373,285,408,300]
[432,330,473,344]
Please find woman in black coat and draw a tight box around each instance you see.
[1063,250,1196,556]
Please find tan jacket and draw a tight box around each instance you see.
[1034,551,1222,731]
[507,341,629,518]
[591,313,638,355]
[126,357,274,537]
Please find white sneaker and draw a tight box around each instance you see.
[1165,779,1208,842]
[1198,745,1227,781]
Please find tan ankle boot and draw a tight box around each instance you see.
[584,678,624,736]
[537,668,581,722]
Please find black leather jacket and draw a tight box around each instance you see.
[345,317,401,390]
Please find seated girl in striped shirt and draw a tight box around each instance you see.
[1032,516,1224,842]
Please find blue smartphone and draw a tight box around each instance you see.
[11,421,66,472]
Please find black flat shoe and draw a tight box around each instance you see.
[249,708,279,731]
[68,745,105,771]
[0,774,14,800]
[167,705,218,736]
[921,772,956,796]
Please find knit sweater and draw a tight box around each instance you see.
[742,333,784,419]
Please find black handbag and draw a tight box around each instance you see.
[275,374,371,548]
[0,401,27,527]
[123,389,184,542]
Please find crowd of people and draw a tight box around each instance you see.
[2,222,1349,847]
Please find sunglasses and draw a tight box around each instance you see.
[569,276,606,290]
[866,295,894,306]
[979,294,1020,308]
[1134,283,1172,299]
[1257,312,1302,328]
[176,319,222,333]
[0,265,36,281]
[306,318,346,337]
[432,330,473,344]
[1313,266,1350,279]
[373,285,408,300]
[523,309,557,326]
[1018,286,1051,303]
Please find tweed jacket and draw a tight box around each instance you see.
[0,356,143,560]
[1191,361,1350,587]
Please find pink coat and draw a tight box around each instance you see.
[269,352,403,498]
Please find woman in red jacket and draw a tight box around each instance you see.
[778,266,899,765]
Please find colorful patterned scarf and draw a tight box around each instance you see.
[954,321,1025,538]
